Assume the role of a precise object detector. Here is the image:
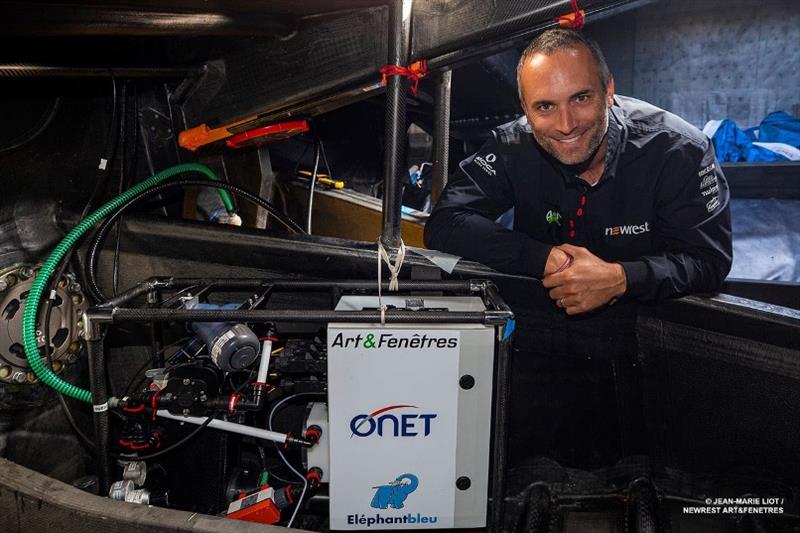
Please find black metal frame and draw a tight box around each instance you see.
[85,276,514,530]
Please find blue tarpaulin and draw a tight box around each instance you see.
[709,112,800,162]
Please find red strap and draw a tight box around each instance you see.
[380,60,428,96]
[555,0,585,29]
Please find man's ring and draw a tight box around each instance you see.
[559,298,565,308]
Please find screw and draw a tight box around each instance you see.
[456,476,471,491]
[26,371,36,382]
[52,361,63,373]
[200,395,207,402]
[182,409,190,416]
[19,267,34,279]
[58,278,68,288]
[182,378,191,386]
[459,375,475,390]
[6,275,16,286]
[77,320,84,329]
[13,372,26,383]
[0,279,7,291]
[71,295,83,305]
[69,341,80,352]
[0,366,10,379]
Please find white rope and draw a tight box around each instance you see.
[376,237,406,325]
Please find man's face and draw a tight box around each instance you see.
[519,46,614,166]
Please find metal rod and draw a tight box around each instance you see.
[431,69,452,206]
[380,0,412,248]
[152,278,476,292]
[157,411,289,444]
[490,335,513,533]
[0,65,199,78]
[87,337,110,495]
[107,309,500,324]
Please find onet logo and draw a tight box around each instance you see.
[545,210,562,225]
[605,222,650,236]
[350,405,437,438]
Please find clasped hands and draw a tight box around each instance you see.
[542,244,627,315]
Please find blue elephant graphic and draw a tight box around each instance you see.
[370,473,419,510]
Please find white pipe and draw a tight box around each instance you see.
[257,340,272,384]
[157,410,287,444]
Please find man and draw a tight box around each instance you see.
[424,29,732,315]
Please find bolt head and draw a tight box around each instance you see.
[456,476,471,491]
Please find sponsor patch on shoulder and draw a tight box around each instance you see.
[473,153,497,176]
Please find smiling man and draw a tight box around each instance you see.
[424,29,732,314]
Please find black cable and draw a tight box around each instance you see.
[85,178,305,302]
[318,138,335,182]
[111,82,128,297]
[306,139,321,234]
[0,96,61,154]
[117,411,221,462]
[37,77,121,453]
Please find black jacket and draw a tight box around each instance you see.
[424,95,733,302]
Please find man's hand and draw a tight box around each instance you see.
[542,244,627,315]
[543,247,572,276]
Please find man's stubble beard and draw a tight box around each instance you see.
[531,107,609,167]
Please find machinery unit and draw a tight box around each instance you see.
[31,277,515,530]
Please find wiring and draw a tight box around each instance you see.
[268,392,324,527]
[0,96,62,154]
[118,412,220,462]
[37,77,122,449]
[306,139,321,234]
[84,178,305,302]
[319,138,335,182]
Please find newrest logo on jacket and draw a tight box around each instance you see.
[605,222,650,236]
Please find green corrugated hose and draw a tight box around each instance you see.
[21,163,231,403]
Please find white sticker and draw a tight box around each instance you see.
[211,330,236,364]
[93,402,109,413]
[328,328,460,529]
[98,158,108,170]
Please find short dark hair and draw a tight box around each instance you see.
[516,28,611,104]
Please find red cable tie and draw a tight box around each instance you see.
[123,403,146,414]
[150,389,162,421]
[258,336,279,342]
[379,60,428,96]
[229,392,243,414]
[554,253,574,274]
[555,0,585,29]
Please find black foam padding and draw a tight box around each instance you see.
[638,314,800,485]
[183,7,388,128]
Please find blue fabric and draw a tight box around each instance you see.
[712,120,755,162]
[711,113,798,163]
[758,111,800,146]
